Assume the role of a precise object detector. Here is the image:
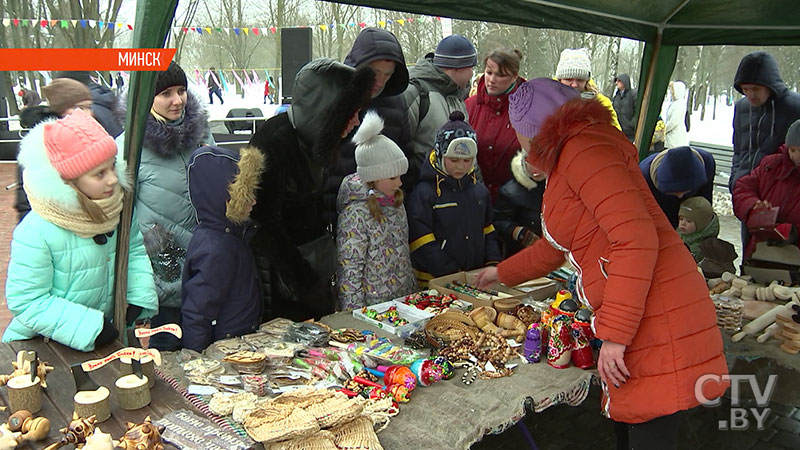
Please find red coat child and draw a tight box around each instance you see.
[733,142,800,259]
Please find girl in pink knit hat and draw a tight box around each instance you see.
[4,109,158,352]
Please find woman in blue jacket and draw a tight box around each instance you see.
[4,110,157,352]
[117,61,213,350]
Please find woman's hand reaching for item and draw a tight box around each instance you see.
[597,340,630,388]
[753,200,773,210]
[473,266,499,290]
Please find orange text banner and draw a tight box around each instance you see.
[0,48,176,71]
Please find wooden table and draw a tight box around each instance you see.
[0,338,196,450]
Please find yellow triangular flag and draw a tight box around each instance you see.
[319,24,328,31]
[397,19,405,26]
[204,27,212,34]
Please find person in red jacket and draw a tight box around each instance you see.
[475,78,728,449]
[733,119,800,259]
[466,48,525,201]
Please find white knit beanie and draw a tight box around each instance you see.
[555,48,592,81]
[354,111,408,182]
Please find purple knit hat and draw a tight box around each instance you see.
[508,78,580,138]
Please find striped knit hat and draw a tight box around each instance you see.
[433,35,477,68]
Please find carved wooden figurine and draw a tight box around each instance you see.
[114,417,165,450]
[42,413,96,450]
[0,424,20,450]
[82,427,113,450]
[0,351,54,388]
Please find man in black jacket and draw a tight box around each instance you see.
[322,27,411,230]
[729,51,800,192]
[612,73,637,141]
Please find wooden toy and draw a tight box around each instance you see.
[113,417,165,450]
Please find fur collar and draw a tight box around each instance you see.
[529,98,613,174]
[143,92,210,158]
[510,150,537,190]
[18,118,130,211]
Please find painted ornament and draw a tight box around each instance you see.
[385,384,411,403]
[409,358,443,386]
[547,315,573,369]
[571,308,595,369]
[382,365,417,391]
[429,356,455,380]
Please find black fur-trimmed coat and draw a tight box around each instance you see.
[249,58,374,321]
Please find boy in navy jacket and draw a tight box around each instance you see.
[407,111,501,284]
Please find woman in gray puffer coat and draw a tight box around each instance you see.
[117,61,213,350]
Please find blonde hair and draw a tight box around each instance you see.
[67,181,109,223]
[366,183,404,223]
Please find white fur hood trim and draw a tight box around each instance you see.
[18,118,130,210]
[511,150,538,190]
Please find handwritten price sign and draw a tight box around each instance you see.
[135,323,182,339]
[81,347,162,372]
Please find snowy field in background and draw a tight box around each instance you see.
[687,97,735,148]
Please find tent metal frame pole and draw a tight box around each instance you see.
[112,0,179,342]
[634,31,662,158]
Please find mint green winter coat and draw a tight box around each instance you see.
[3,120,158,351]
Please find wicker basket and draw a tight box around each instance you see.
[424,310,479,348]
[244,403,320,443]
[268,431,338,450]
[304,395,364,429]
[493,298,522,314]
[331,416,384,450]
[272,387,336,409]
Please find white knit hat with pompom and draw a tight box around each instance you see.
[354,111,408,182]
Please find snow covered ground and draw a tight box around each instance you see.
[687,98,735,148]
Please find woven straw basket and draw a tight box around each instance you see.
[244,403,320,443]
[268,430,338,450]
[304,395,364,429]
[331,416,384,450]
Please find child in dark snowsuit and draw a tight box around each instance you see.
[182,146,264,351]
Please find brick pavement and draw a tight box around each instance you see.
[0,163,17,333]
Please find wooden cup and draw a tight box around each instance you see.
[118,356,155,388]
[74,386,111,422]
[114,374,151,410]
[7,375,41,413]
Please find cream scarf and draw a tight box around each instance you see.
[27,185,124,238]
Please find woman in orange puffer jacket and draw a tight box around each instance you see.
[476,78,729,449]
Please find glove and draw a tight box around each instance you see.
[95,318,119,348]
[126,304,143,327]
[513,226,539,247]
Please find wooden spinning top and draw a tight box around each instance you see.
[114,417,165,450]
